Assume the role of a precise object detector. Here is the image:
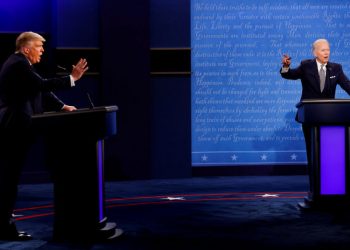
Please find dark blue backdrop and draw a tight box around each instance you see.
[0,0,191,181]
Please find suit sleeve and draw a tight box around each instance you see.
[336,65,350,95]
[280,64,303,80]
[42,92,65,112]
[16,60,72,93]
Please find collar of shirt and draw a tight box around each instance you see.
[316,60,327,71]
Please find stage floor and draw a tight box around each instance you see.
[3,175,350,249]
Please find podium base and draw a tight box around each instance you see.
[297,197,313,210]
[298,196,350,211]
[106,228,124,240]
[96,217,124,241]
[53,217,123,243]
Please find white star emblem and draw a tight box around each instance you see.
[161,197,185,201]
[256,194,279,198]
[290,153,297,160]
[231,154,238,161]
[260,154,268,161]
[12,213,23,217]
[201,154,208,161]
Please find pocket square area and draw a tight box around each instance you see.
[330,76,336,78]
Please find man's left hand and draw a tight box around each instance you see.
[71,58,89,81]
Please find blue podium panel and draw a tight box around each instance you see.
[320,126,345,195]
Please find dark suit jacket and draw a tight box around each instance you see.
[280,59,350,99]
[0,53,72,129]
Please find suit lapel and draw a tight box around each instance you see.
[18,53,44,114]
[311,60,322,93]
[324,62,333,91]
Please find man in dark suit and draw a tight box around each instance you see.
[0,31,88,240]
[280,38,350,192]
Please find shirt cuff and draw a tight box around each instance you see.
[69,75,75,87]
[281,67,289,73]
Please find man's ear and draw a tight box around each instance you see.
[23,47,30,54]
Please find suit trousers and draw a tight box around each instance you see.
[302,124,315,196]
[0,128,33,229]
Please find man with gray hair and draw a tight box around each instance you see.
[0,31,88,240]
[280,38,350,205]
[281,38,350,99]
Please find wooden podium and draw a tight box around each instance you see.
[296,99,350,209]
[32,106,122,241]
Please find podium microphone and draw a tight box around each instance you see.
[86,92,95,109]
[57,65,67,71]
[57,65,95,109]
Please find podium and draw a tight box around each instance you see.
[32,106,122,241]
[296,99,350,209]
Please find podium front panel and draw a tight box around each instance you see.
[319,126,346,195]
[30,105,119,240]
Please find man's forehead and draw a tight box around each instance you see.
[315,42,329,48]
[31,39,44,46]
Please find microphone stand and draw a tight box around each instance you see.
[57,65,95,109]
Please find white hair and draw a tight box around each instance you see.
[312,39,329,51]
[15,31,45,52]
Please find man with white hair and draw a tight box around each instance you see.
[0,31,88,240]
[281,38,350,99]
[280,38,350,204]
